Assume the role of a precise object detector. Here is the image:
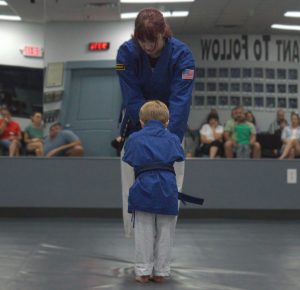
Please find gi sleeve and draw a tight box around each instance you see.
[172,134,185,162]
[116,43,145,130]
[168,48,195,142]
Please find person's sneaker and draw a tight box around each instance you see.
[135,275,150,283]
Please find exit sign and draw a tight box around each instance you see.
[22,45,43,58]
[88,42,110,51]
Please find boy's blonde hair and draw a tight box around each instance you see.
[139,100,169,124]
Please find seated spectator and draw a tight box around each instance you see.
[278,112,300,160]
[24,111,44,156]
[199,112,224,158]
[224,106,261,159]
[246,110,260,133]
[268,109,287,134]
[44,122,84,157]
[234,109,256,158]
[0,106,21,156]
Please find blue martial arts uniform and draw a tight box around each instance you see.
[123,120,185,215]
[116,37,195,141]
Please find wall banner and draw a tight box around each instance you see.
[200,35,300,62]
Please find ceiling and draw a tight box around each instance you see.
[2,0,300,35]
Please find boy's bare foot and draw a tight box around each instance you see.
[153,276,164,283]
[135,275,150,283]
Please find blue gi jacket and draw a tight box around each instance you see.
[117,37,195,141]
[123,120,185,215]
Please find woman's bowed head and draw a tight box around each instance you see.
[133,8,172,58]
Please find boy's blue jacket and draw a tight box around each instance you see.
[123,120,185,215]
[116,37,195,141]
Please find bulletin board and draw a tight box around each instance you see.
[45,62,64,88]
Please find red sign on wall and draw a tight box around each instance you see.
[22,45,43,58]
[88,42,110,51]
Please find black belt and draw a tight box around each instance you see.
[134,163,175,179]
[178,192,204,205]
[134,163,204,206]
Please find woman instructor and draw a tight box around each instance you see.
[116,8,195,237]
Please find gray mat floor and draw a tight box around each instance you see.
[0,218,299,290]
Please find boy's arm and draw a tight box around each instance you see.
[122,137,135,167]
[172,135,185,162]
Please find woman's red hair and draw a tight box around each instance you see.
[133,8,172,42]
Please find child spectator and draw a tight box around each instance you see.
[224,106,260,158]
[234,108,256,158]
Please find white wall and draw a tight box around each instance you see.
[0,21,44,68]
[44,21,134,63]
[0,20,134,67]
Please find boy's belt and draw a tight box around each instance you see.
[134,163,175,178]
[134,163,204,205]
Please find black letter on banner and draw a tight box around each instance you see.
[227,39,233,60]
[263,35,270,61]
[276,40,282,61]
[241,35,248,60]
[254,40,262,60]
[293,40,299,62]
[200,39,212,60]
[283,40,291,62]
[221,39,226,60]
[212,39,220,60]
[233,39,241,60]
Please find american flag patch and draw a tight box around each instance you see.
[182,69,194,80]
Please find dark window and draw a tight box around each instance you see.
[0,65,43,117]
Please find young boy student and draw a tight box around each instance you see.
[123,100,185,283]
